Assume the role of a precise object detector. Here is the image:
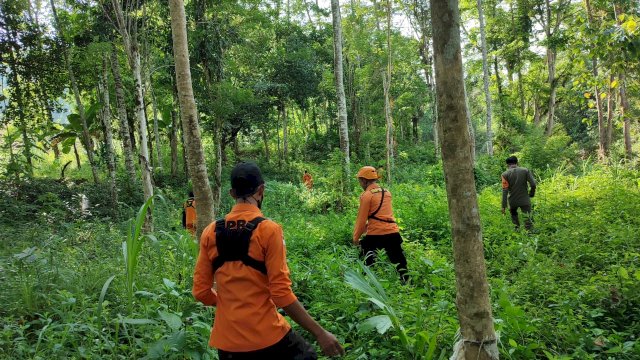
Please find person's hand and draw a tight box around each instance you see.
[501,208,506,215]
[352,238,360,246]
[316,330,345,357]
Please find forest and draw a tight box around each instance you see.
[0,0,639,358]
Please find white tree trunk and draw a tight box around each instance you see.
[110,0,154,230]
[132,49,154,206]
[169,0,216,241]
[331,0,351,190]
[430,0,498,358]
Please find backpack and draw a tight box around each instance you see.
[211,217,267,275]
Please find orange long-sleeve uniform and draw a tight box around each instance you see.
[302,173,313,189]
[353,183,399,242]
[192,203,298,352]
[183,199,197,235]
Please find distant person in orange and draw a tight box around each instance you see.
[302,170,313,190]
[192,162,344,359]
[182,191,197,235]
[353,166,408,283]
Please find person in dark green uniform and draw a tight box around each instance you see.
[501,156,536,230]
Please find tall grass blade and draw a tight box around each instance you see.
[97,274,116,328]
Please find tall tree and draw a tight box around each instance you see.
[405,0,438,154]
[584,0,608,160]
[50,0,100,184]
[110,42,137,181]
[539,0,572,136]
[430,0,498,359]
[330,0,351,191]
[109,0,155,215]
[99,55,118,213]
[613,4,633,159]
[169,0,215,241]
[170,79,179,177]
[477,0,493,156]
[383,0,394,185]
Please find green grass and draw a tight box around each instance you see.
[0,161,638,359]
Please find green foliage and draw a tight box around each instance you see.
[2,162,640,359]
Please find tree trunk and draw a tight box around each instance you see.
[619,74,632,159]
[131,49,154,208]
[214,128,222,211]
[262,127,270,162]
[110,0,154,230]
[73,141,82,169]
[276,107,282,161]
[331,0,351,191]
[128,113,137,152]
[383,0,394,186]
[170,96,179,177]
[545,47,557,136]
[517,68,525,117]
[150,77,162,169]
[606,74,615,150]
[584,0,607,161]
[544,0,557,136]
[111,42,137,181]
[282,103,289,162]
[51,0,99,184]
[476,0,493,156]
[100,55,118,213]
[169,0,216,241]
[493,56,503,97]
[430,0,498,359]
[464,83,476,163]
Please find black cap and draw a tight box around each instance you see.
[506,156,518,165]
[231,162,264,197]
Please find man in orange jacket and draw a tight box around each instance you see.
[192,162,344,359]
[182,191,197,235]
[353,166,409,282]
[302,170,313,190]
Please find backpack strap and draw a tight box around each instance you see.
[368,188,396,224]
[212,217,268,275]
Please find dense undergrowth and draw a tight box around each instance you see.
[0,157,639,359]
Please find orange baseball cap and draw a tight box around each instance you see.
[356,166,379,180]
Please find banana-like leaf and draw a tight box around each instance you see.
[360,315,392,334]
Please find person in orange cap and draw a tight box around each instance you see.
[353,166,409,282]
[302,170,313,190]
[192,162,344,359]
[182,191,197,235]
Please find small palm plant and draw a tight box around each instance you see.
[345,263,412,352]
[123,196,156,310]
[345,262,444,360]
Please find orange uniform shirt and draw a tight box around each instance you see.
[184,199,197,228]
[302,173,313,189]
[353,183,399,242]
[192,203,297,352]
